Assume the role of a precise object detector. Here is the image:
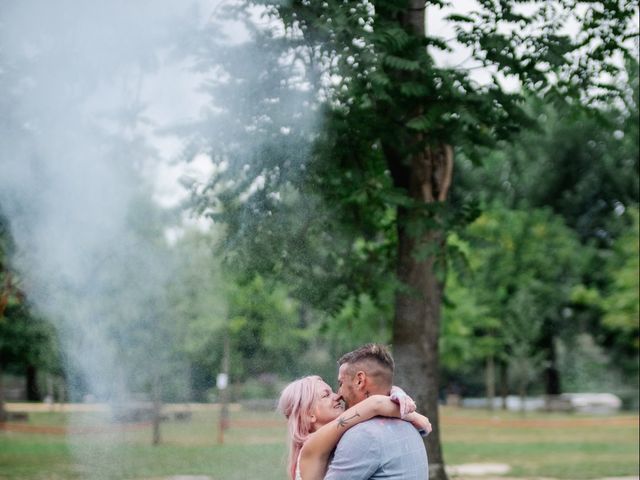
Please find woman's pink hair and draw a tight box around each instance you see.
[277,375,322,480]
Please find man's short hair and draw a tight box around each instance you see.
[338,343,394,388]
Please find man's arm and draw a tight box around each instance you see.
[323,423,380,480]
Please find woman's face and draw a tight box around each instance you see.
[311,379,344,431]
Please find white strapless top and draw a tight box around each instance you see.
[295,455,302,480]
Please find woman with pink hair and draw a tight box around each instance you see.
[277,375,430,480]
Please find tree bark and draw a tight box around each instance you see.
[499,360,509,410]
[0,362,6,422]
[26,364,40,401]
[218,331,231,445]
[519,381,527,417]
[392,223,448,480]
[541,331,561,395]
[486,355,495,411]
[151,371,161,446]
[388,140,453,480]
[389,7,453,478]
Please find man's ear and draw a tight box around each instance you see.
[355,371,367,391]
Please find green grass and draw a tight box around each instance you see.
[0,409,287,480]
[440,408,639,478]
[0,407,637,479]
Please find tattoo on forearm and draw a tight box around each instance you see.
[337,411,361,428]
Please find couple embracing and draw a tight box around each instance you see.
[278,343,430,480]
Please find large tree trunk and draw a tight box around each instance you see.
[383,3,453,479]
[392,224,448,480]
[388,140,453,480]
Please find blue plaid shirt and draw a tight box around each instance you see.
[324,417,428,480]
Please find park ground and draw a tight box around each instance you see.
[0,403,637,480]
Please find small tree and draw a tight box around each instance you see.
[503,290,546,415]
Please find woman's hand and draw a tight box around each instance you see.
[390,385,416,419]
[389,386,430,436]
[404,412,432,437]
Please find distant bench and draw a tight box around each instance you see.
[2,412,29,422]
[110,403,192,423]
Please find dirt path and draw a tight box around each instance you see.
[2,403,637,435]
[0,421,151,435]
[440,416,637,428]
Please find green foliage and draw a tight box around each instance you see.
[227,275,307,380]
[466,206,584,317]
[0,0,635,406]
[180,1,637,412]
[452,85,639,389]
[451,206,585,393]
[322,290,393,364]
[0,303,60,375]
[0,212,20,315]
[170,230,227,357]
[187,0,637,320]
[601,207,640,348]
[455,81,639,244]
[441,267,495,370]
[557,333,625,394]
[503,290,546,394]
[0,212,61,378]
[169,228,332,393]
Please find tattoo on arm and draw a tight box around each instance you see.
[337,411,361,428]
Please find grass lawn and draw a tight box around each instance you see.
[0,406,637,479]
[440,408,639,479]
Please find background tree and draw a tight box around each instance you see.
[503,290,545,414]
[601,207,640,351]
[0,211,62,419]
[1,213,20,420]
[0,304,60,401]
[168,230,228,402]
[568,207,640,400]
[187,3,637,477]
[464,206,585,401]
[454,63,639,395]
[170,228,334,401]
[439,264,497,405]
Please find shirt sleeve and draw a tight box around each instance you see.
[323,425,381,480]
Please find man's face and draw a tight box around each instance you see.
[337,363,363,409]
